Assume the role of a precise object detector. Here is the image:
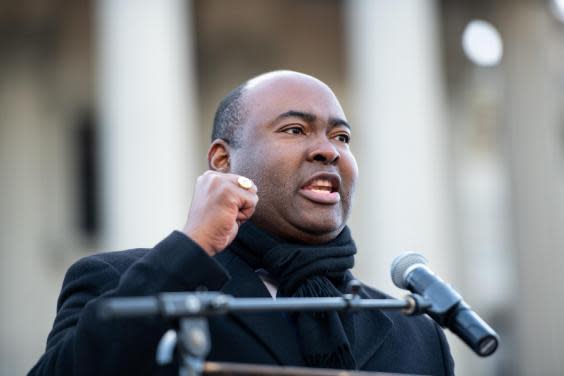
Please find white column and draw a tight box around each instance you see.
[345,0,454,296]
[500,5,564,375]
[96,0,198,249]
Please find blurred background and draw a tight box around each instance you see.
[1,0,564,374]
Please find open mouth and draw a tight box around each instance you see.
[302,178,337,193]
[299,174,341,204]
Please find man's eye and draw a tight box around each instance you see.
[283,127,304,135]
[335,134,350,143]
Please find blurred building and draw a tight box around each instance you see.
[1,0,564,375]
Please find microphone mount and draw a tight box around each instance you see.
[98,280,430,376]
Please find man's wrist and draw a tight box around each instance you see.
[181,228,215,256]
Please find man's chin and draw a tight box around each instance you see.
[250,206,347,243]
[293,216,345,238]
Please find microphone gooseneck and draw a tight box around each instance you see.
[390,252,499,357]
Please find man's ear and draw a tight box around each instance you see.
[208,139,231,172]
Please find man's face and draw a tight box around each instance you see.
[229,72,358,243]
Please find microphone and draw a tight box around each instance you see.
[391,252,499,357]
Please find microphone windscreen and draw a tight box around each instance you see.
[390,252,428,289]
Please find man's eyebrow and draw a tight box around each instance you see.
[274,110,351,129]
[329,117,351,130]
[275,110,317,123]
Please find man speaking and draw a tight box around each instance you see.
[30,71,454,375]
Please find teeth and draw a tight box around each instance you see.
[311,179,332,188]
[311,188,331,194]
[303,178,336,193]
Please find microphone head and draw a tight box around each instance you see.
[391,252,429,289]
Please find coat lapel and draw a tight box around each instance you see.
[215,252,395,370]
[349,306,393,368]
[339,274,394,369]
[217,251,306,366]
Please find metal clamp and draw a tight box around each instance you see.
[156,316,211,376]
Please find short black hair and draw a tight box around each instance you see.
[211,83,247,147]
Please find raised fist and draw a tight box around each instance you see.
[182,171,258,256]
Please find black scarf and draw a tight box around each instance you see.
[230,222,358,370]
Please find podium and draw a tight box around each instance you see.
[203,361,422,376]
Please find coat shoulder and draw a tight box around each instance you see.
[66,248,149,278]
[356,281,454,375]
[86,248,150,273]
[359,281,440,334]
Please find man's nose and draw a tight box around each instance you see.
[307,137,340,165]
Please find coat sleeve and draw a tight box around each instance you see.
[29,231,231,376]
[434,322,456,376]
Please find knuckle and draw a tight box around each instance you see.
[220,181,235,194]
[198,171,217,184]
[228,195,239,207]
[208,174,222,187]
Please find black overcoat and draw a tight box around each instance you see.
[30,231,454,375]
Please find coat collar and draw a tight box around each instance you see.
[214,251,394,369]
[217,251,306,366]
